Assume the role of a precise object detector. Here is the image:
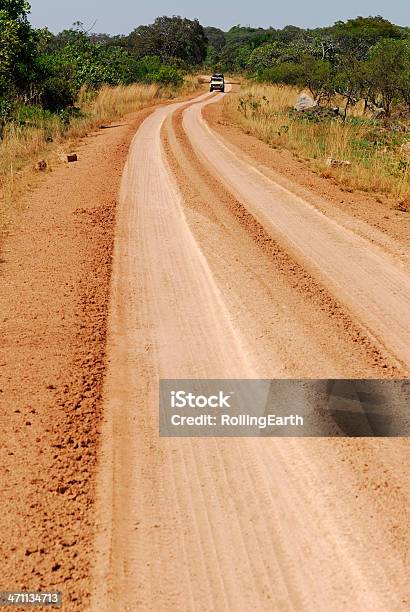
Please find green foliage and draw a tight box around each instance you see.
[131,56,183,86]
[225,25,272,47]
[219,42,252,71]
[0,11,189,116]
[0,7,409,141]
[204,27,226,52]
[14,102,55,125]
[128,16,207,65]
[257,63,305,86]
[204,26,226,69]
[30,26,184,110]
[150,65,183,87]
[31,51,75,110]
[212,14,409,119]
[247,43,287,72]
[366,39,410,114]
[0,0,35,95]
[332,15,403,60]
[0,95,12,135]
[53,28,135,90]
[300,57,334,101]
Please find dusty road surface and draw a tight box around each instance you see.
[92,88,410,611]
[0,106,162,608]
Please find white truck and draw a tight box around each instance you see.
[210,74,225,93]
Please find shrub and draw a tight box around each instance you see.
[149,66,183,87]
[133,56,183,86]
[0,96,13,136]
[39,74,76,111]
[258,63,305,85]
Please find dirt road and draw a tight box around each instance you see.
[92,89,410,610]
[0,108,157,607]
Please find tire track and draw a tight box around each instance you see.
[182,93,410,371]
[162,101,405,377]
[92,90,410,612]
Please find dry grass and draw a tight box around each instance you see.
[69,77,203,138]
[224,83,410,200]
[0,77,204,212]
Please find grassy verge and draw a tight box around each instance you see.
[224,84,410,203]
[0,76,203,211]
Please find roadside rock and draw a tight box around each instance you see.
[294,93,317,111]
[395,196,409,212]
[59,153,78,163]
[326,157,352,168]
[373,107,386,119]
[35,160,47,172]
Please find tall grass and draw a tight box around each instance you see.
[224,84,410,200]
[0,77,203,209]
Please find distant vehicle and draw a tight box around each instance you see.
[210,74,225,93]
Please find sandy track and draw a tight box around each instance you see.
[92,90,410,611]
[183,95,410,369]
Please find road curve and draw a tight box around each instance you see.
[183,95,410,368]
[91,90,410,611]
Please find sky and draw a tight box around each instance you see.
[28,0,410,34]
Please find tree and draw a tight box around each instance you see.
[127,16,207,65]
[276,25,310,45]
[33,53,75,110]
[30,24,152,110]
[332,16,403,60]
[247,43,288,72]
[333,57,367,118]
[204,26,226,67]
[219,41,252,71]
[300,56,334,102]
[0,0,35,95]
[366,39,410,115]
[50,26,142,90]
[204,27,225,53]
[399,49,410,111]
[225,25,270,47]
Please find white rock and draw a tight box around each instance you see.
[294,93,317,111]
[326,157,352,168]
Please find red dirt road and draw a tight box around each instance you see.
[0,108,154,609]
[92,90,410,610]
[1,88,409,611]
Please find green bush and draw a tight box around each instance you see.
[14,103,54,125]
[39,74,76,111]
[133,55,162,80]
[149,66,183,87]
[133,56,183,86]
[0,96,13,136]
[257,63,305,85]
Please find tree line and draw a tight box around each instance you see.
[0,1,208,123]
[206,17,410,116]
[1,1,409,124]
